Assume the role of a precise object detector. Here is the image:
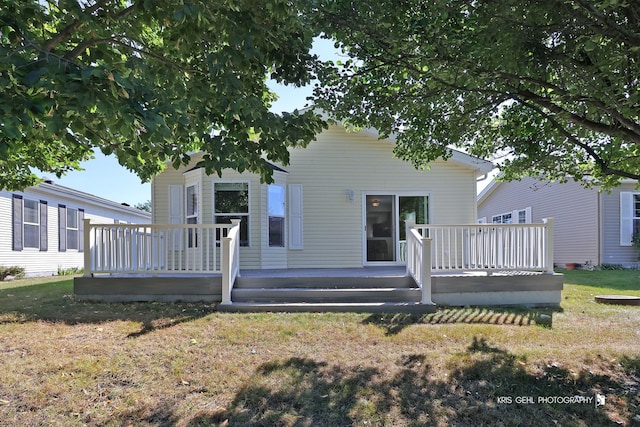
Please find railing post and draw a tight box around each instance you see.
[221,235,232,304]
[405,219,415,276]
[83,218,92,277]
[542,218,555,274]
[231,219,241,277]
[421,236,434,305]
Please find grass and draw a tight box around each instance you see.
[0,271,638,426]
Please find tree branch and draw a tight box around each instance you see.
[520,99,640,180]
[42,0,108,52]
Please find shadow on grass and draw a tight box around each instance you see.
[143,336,637,427]
[0,279,214,337]
[362,305,563,335]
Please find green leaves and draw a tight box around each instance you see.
[309,0,640,188]
[0,0,326,190]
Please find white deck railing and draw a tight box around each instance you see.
[82,220,241,276]
[406,228,434,305]
[406,219,555,304]
[415,219,555,273]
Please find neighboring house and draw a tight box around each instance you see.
[150,123,494,269]
[1,180,151,276]
[478,176,640,268]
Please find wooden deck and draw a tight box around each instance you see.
[74,267,563,313]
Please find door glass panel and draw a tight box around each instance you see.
[399,196,428,241]
[366,195,394,261]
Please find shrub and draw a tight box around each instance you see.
[0,265,26,281]
[57,266,84,276]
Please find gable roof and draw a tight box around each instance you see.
[22,180,152,218]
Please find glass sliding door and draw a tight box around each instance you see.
[366,195,395,262]
[364,194,429,264]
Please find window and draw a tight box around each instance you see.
[186,184,198,247]
[23,199,40,248]
[214,182,249,246]
[621,192,640,246]
[492,208,530,224]
[12,195,47,251]
[67,208,79,250]
[268,185,285,247]
[492,212,513,224]
[58,205,84,252]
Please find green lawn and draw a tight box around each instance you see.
[0,270,638,426]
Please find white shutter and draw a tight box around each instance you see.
[524,207,532,223]
[169,185,184,224]
[288,184,303,250]
[620,192,634,246]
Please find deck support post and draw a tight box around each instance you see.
[542,218,555,274]
[83,218,92,277]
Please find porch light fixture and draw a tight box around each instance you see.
[371,199,380,207]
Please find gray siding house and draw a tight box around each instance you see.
[478,177,640,268]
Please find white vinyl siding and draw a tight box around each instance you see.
[284,126,477,268]
[1,186,150,277]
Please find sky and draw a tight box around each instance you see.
[52,38,493,205]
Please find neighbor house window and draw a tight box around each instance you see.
[23,199,40,248]
[12,196,48,251]
[58,205,84,252]
[66,208,79,250]
[214,182,249,246]
[268,185,285,247]
[492,208,530,224]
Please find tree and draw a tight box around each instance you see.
[310,0,640,188]
[134,200,151,212]
[0,0,326,190]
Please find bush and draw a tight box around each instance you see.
[0,265,26,281]
[57,266,83,276]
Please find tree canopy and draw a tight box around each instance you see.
[310,0,640,188]
[0,0,325,190]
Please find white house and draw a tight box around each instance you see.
[75,123,563,311]
[150,123,494,269]
[1,180,151,277]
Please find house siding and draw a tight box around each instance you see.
[152,125,485,269]
[0,185,150,276]
[601,183,640,265]
[478,177,600,266]
[284,126,478,268]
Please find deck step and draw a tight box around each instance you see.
[234,275,415,289]
[217,301,436,314]
[231,287,421,304]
